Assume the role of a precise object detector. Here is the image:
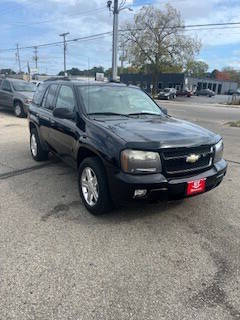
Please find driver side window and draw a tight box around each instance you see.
[56,85,75,112]
[2,80,12,92]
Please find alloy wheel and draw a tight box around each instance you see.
[81,167,99,206]
[31,134,38,157]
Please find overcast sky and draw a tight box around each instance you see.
[0,0,240,74]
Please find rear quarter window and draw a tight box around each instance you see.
[32,84,47,106]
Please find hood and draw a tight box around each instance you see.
[17,91,34,99]
[95,116,220,149]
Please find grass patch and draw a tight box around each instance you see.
[226,120,240,127]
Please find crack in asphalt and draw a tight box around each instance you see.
[0,162,59,180]
[225,159,240,165]
[189,249,240,319]
[172,214,240,319]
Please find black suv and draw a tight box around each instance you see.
[28,79,227,215]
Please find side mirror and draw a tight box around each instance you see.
[53,107,74,120]
[162,107,168,115]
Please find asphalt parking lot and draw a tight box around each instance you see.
[0,100,240,320]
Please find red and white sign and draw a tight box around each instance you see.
[187,178,206,196]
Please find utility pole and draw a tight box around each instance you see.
[107,1,132,81]
[33,46,38,70]
[59,32,70,75]
[112,0,119,81]
[16,44,21,73]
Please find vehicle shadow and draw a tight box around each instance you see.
[0,107,16,118]
[98,198,186,224]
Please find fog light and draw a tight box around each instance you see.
[134,189,147,198]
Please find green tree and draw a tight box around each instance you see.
[120,5,201,92]
[222,67,240,84]
[186,60,209,77]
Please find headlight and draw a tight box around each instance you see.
[214,139,224,163]
[121,149,161,174]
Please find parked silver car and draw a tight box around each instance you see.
[0,78,36,117]
[158,88,177,100]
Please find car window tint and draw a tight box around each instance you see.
[42,84,58,110]
[2,80,11,91]
[41,87,50,108]
[56,85,75,112]
[33,84,47,106]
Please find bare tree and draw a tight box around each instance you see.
[120,5,201,91]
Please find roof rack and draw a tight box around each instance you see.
[43,76,70,82]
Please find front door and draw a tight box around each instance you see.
[49,85,78,167]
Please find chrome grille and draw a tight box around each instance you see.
[162,145,213,176]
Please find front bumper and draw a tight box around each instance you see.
[107,159,227,203]
[23,103,30,114]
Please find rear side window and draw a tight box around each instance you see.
[2,80,12,92]
[42,84,58,110]
[32,84,47,106]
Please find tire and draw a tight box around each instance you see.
[78,157,112,215]
[14,101,26,118]
[30,128,49,161]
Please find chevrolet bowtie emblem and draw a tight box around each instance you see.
[186,154,200,163]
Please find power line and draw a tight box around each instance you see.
[1,21,240,54]
[2,7,106,29]
[0,32,113,53]
[120,21,240,33]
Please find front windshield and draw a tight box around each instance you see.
[163,88,170,93]
[12,81,36,92]
[78,86,163,116]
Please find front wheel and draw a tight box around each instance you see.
[78,157,112,215]
[14,101,26,118]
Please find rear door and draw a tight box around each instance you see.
[48,84,78,167]
[0,80,14,108]
[38,84,59,146]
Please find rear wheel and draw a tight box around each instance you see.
[14,101,26,118]
[30,128,49,161]
[78,157,112,215]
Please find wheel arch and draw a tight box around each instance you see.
[77,146,105,169]
[13,98,23,106]
[29,121,37,132]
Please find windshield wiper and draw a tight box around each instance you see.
[88,112,130,117]
[127,112,161,116]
